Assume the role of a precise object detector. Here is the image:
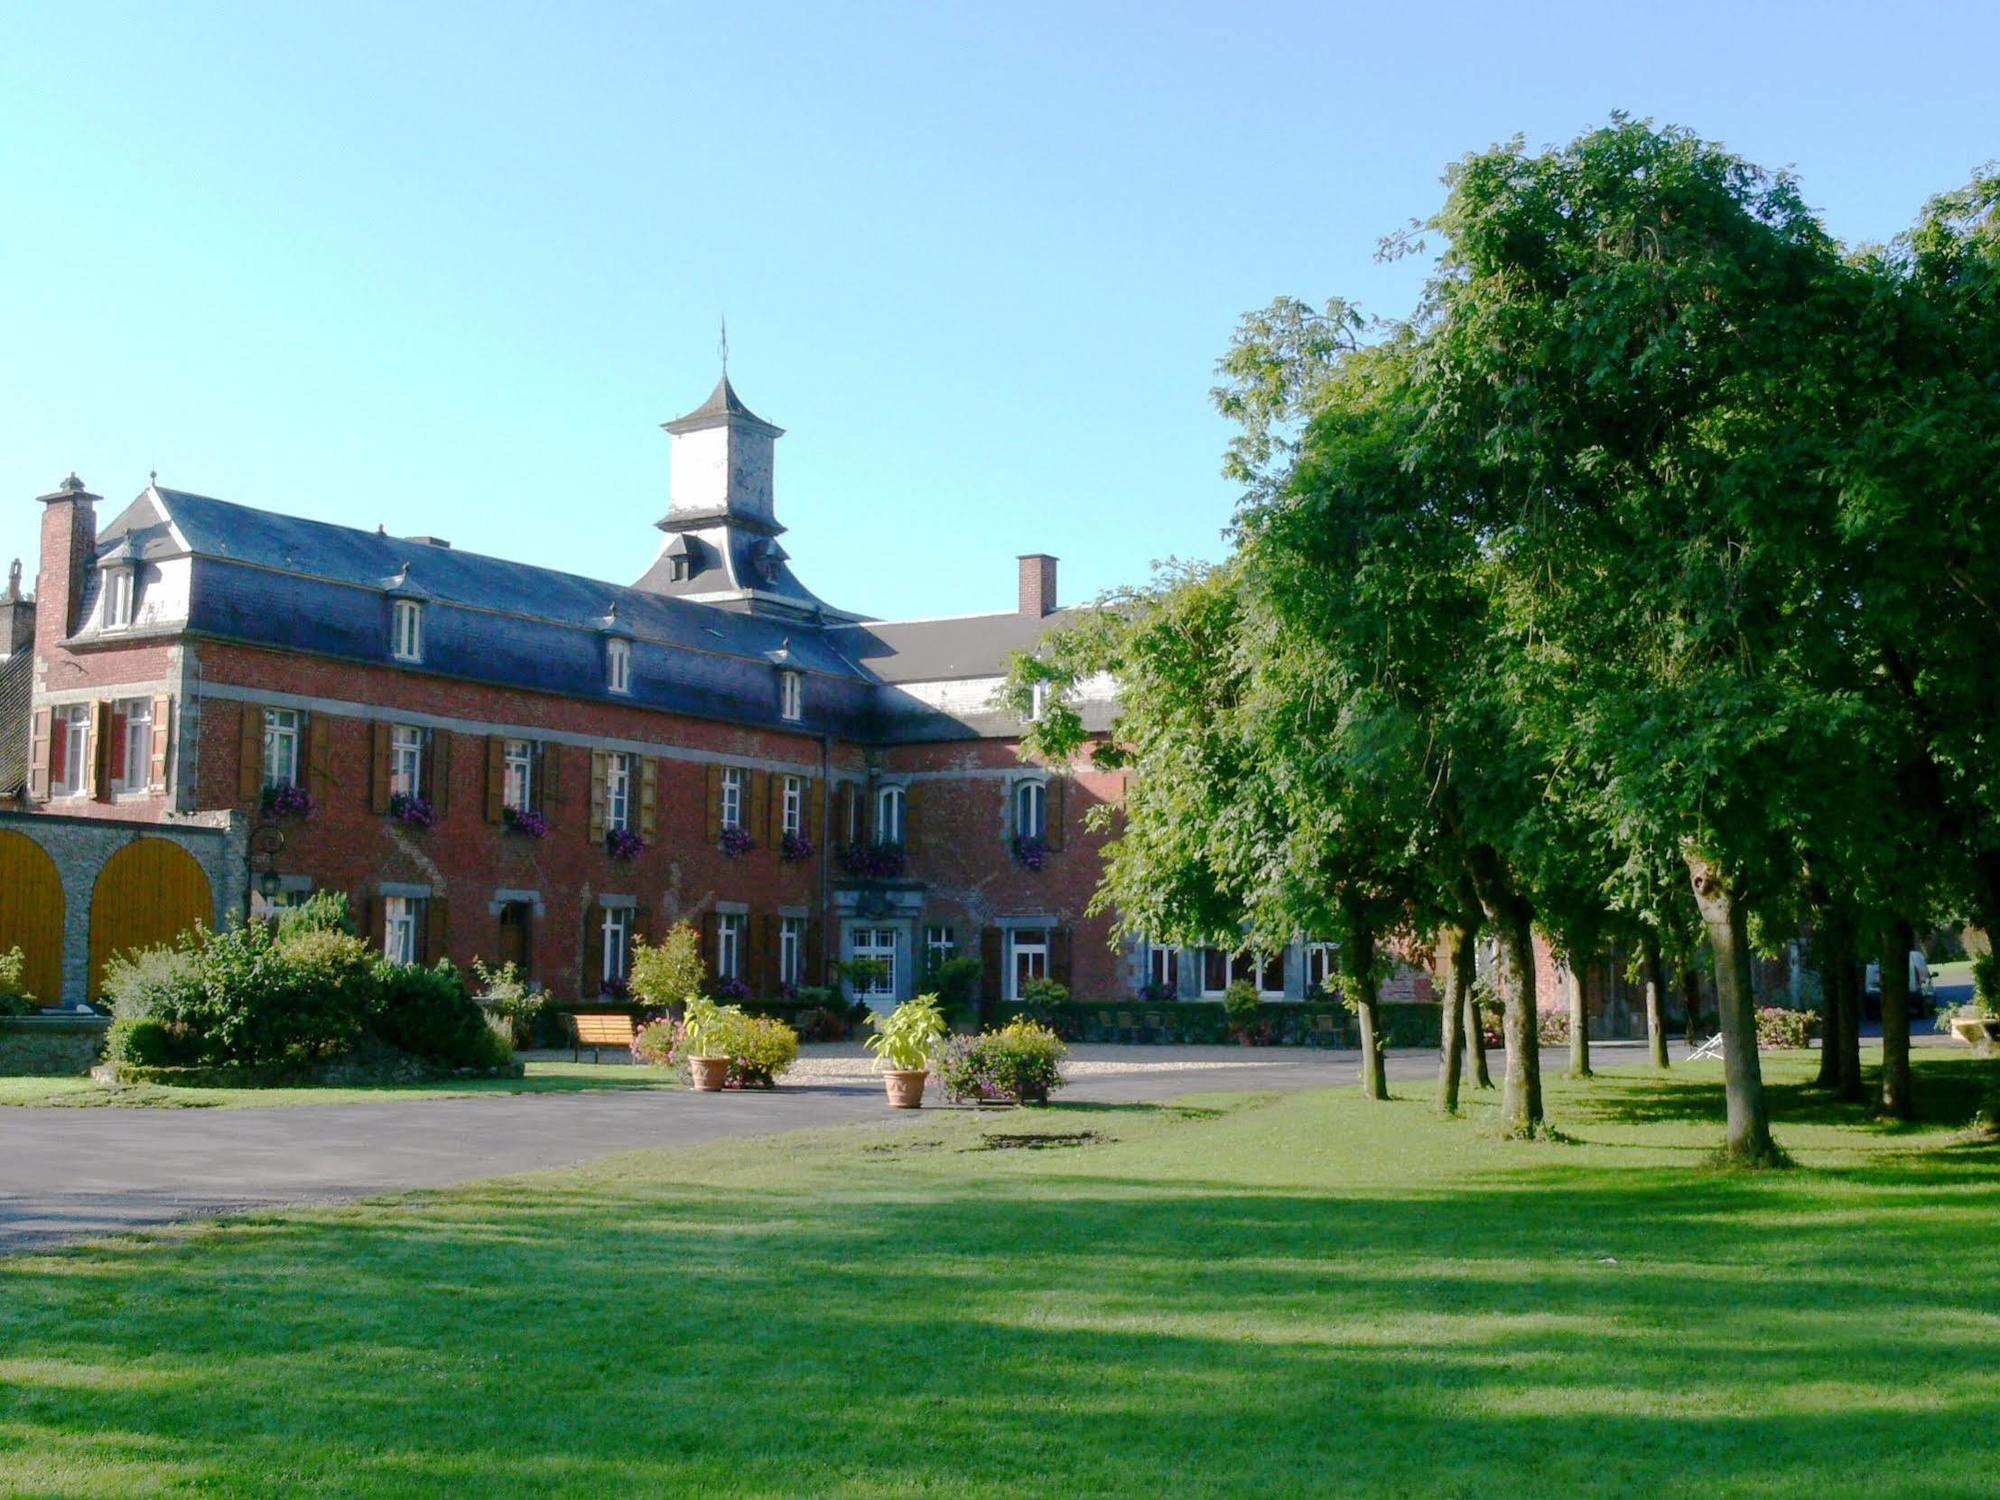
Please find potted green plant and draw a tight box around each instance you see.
[865,992,949,1107]
[680,995,733,1092]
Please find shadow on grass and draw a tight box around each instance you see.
[1562,1055,1999,1133]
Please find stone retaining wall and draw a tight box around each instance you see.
[0,1014,111,1075]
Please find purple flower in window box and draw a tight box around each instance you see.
[780,831,813,863]
[1139,980,1176,1004]
[600,975,632,1000]
[719,825,754,858]
[503,805,550,839]
[605,827,646,861]
[716,976,750,1001]
[1012,835,1049,871]
[389,792,437,829]
[261,783,316,821]
[840,841,905,879]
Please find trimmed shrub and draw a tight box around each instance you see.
[1223,981,1261,1039]
[1756,1006,1816,1050]
[371,961,513,1069]
[937,1019,1068,1104]
[100,943,201,1021]
[103,1016,186,1067]
[144,924,376,1067]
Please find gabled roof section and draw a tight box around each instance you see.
[828,606,1083,684]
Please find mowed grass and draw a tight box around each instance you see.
[2,1053,1997,1498]
[0,1061,675,1110]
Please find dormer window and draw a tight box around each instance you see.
[669,556,691,583]
[607,637,631,694]
[104,568,134,629]
[391,599,424,662]
[779,670,802,722]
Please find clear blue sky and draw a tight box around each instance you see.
[3,2,1994,620]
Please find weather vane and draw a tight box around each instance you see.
[719,314,729,375]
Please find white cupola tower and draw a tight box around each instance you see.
[659,373,783,526]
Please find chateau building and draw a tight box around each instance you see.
[4,374,1425,1010]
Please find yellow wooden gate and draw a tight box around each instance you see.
[0,829,65,1005]
[89,839,214,999]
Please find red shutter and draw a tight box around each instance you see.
[109,707,129,785]
[90,700,113,801]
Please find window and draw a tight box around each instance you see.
[104,569,134,628]
[1199,947,1282,998]
[1254,950,1284,997]
[600,907,632,992]
[1014,780,1046,840]
[607,638,631,694]
[1305,942,1338,996]
[779,916,807,987]
[503,738,534,812]
[720,766,744,830]
[391,599,424,662]
[716,913,745,981]
[605,752,633,833]
[876,785,905,846]
[842,782,861,843]
[390,724,424,799]
[51,705,90,797]
[851,927,897,998]
[264,708,301,790]
[1148,945,1178,995]
[383,896,422,965]
[925,925,956,973]
[779,670,802,722]
[115,698,152,792]
[781,775,804,838]
[1007,929,1050,1000]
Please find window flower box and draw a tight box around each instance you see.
[503,805,550,839]
[389,792,437,829]
[780,831,813,864]
[716,976,750,1001]
[1012,835,1050,871]
[719,826,754,858]
[261,783,316,821]
[840,841,904,879]
[605,827,647,861]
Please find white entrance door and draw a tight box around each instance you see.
[848,925,900,1013]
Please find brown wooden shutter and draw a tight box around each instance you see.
[147,694,173,793]
[834,781,854,846]
[1046,778,1067,851]
[809,777,825,846]
[705,763,723,841]
[370,721,392,814]
[306,712,331,801]
[484,735,506,824]
[750,914,773,996]
[904,780,923,854]
[749,772,769,848]
[630,901,651,953]
[238,703,264,800]
[1051,927,1073,991]
[588,751,608,843]
[581,901,604,995]
[427,731,451,817]
[981,928,1004,1005]
[537,741,560,815]
[27,707,51,801]
[90,700,113,801]
[639,757,658,841]
[424,897,449,967]
[362,895,386,954]
[701,912,721,986]
[767,775,786,846]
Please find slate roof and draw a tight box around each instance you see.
[827,608,1083,684]
[0,652,29,796]
[662,374,782,437]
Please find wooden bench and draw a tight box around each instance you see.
[570,1012,638,1063]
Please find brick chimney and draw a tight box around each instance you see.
[1017,553,1058,617]
[36,473,99,646]
[0,556,32,659]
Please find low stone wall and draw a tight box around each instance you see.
[0,1014,112,1075]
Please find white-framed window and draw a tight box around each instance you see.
[390,724,424,799]
[779,916,807,987]
[1254,950,1284,997]
[1007,929,1050,1000]
[1199,947,1283,998]
[264,708,301,790]
[851,926,897,998]
[607,637,631,694]
[779,670,802,722]
[391,599,425,662]
[52,704,91,797]
[1305,942,1338,996]
[1014,780,1046,840]
[781,775,804,837]
[383,896,421,965]
[1148,945,1178,995]
[605,752,632,833]
[721,766,744,830]
[503,738,534,812]
[1028,680,1050,722]
[925,925,956,972]
[716,913,744,980]
[876,785,906,845]
[104,569,134,629]
[115,698,152,792]
[600,907,632,992]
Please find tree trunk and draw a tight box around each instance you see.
[1684,850,1780,1166]
[1643,934,1669,1069]
[1348,920,1387,1102]
[1682,968,1703,1046]
[1879,918,1914,1121]
[1567,961,1592,1077]
[1465,978,1493,1089]
[1815,920,1848,1089]
[1438,925,1470,1114]
[1836,952,1865,1103]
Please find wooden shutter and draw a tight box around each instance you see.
[424,897,449,967]
[834,781,854,846]
[362,895,386,953]
[370,721,392,813]
[537,741,560,815]
[701,912,721,985]
[904,781,923,854]
[147,694,172,793]
[90,700,113,800]
[766,775,786,846]
[588,751,608,843]
[581,901,604,995]
[809,777,825,846]
[750,914,773,996]
[1046,778,1067,851]
[484,735,506,824]
[981,928,1004,1005]
[804,918,823,985]
[108,704,129,787]
[705,763,723,841]
[630,901,651,953]
[639,757,658,840]
[238,703,264,800]
[1051,927,1073,990]
[427,731,451,817]
[27,707,50,801]
[306,712,331,801]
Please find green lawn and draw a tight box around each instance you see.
[3,1053,1997,1497]
[0,1060,675,1109]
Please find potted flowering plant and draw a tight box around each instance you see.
[389,792,437,828]
[503,805,550,839]
[719,825,754,858]
[780,831,813,863]
[605,827,646,861]
[261,783,315,820]
[1012,834,1049,871]
[678,996,732,1091]
[865,993,949,1108]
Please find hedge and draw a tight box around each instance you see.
[995,1000,1442,1048]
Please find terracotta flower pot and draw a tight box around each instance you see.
[689,1056,731,1092]
[882,1069,928,1108]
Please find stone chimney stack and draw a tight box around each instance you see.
[1017,553,1058,617]
[0,557,32,659]
[36,473,99,647]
